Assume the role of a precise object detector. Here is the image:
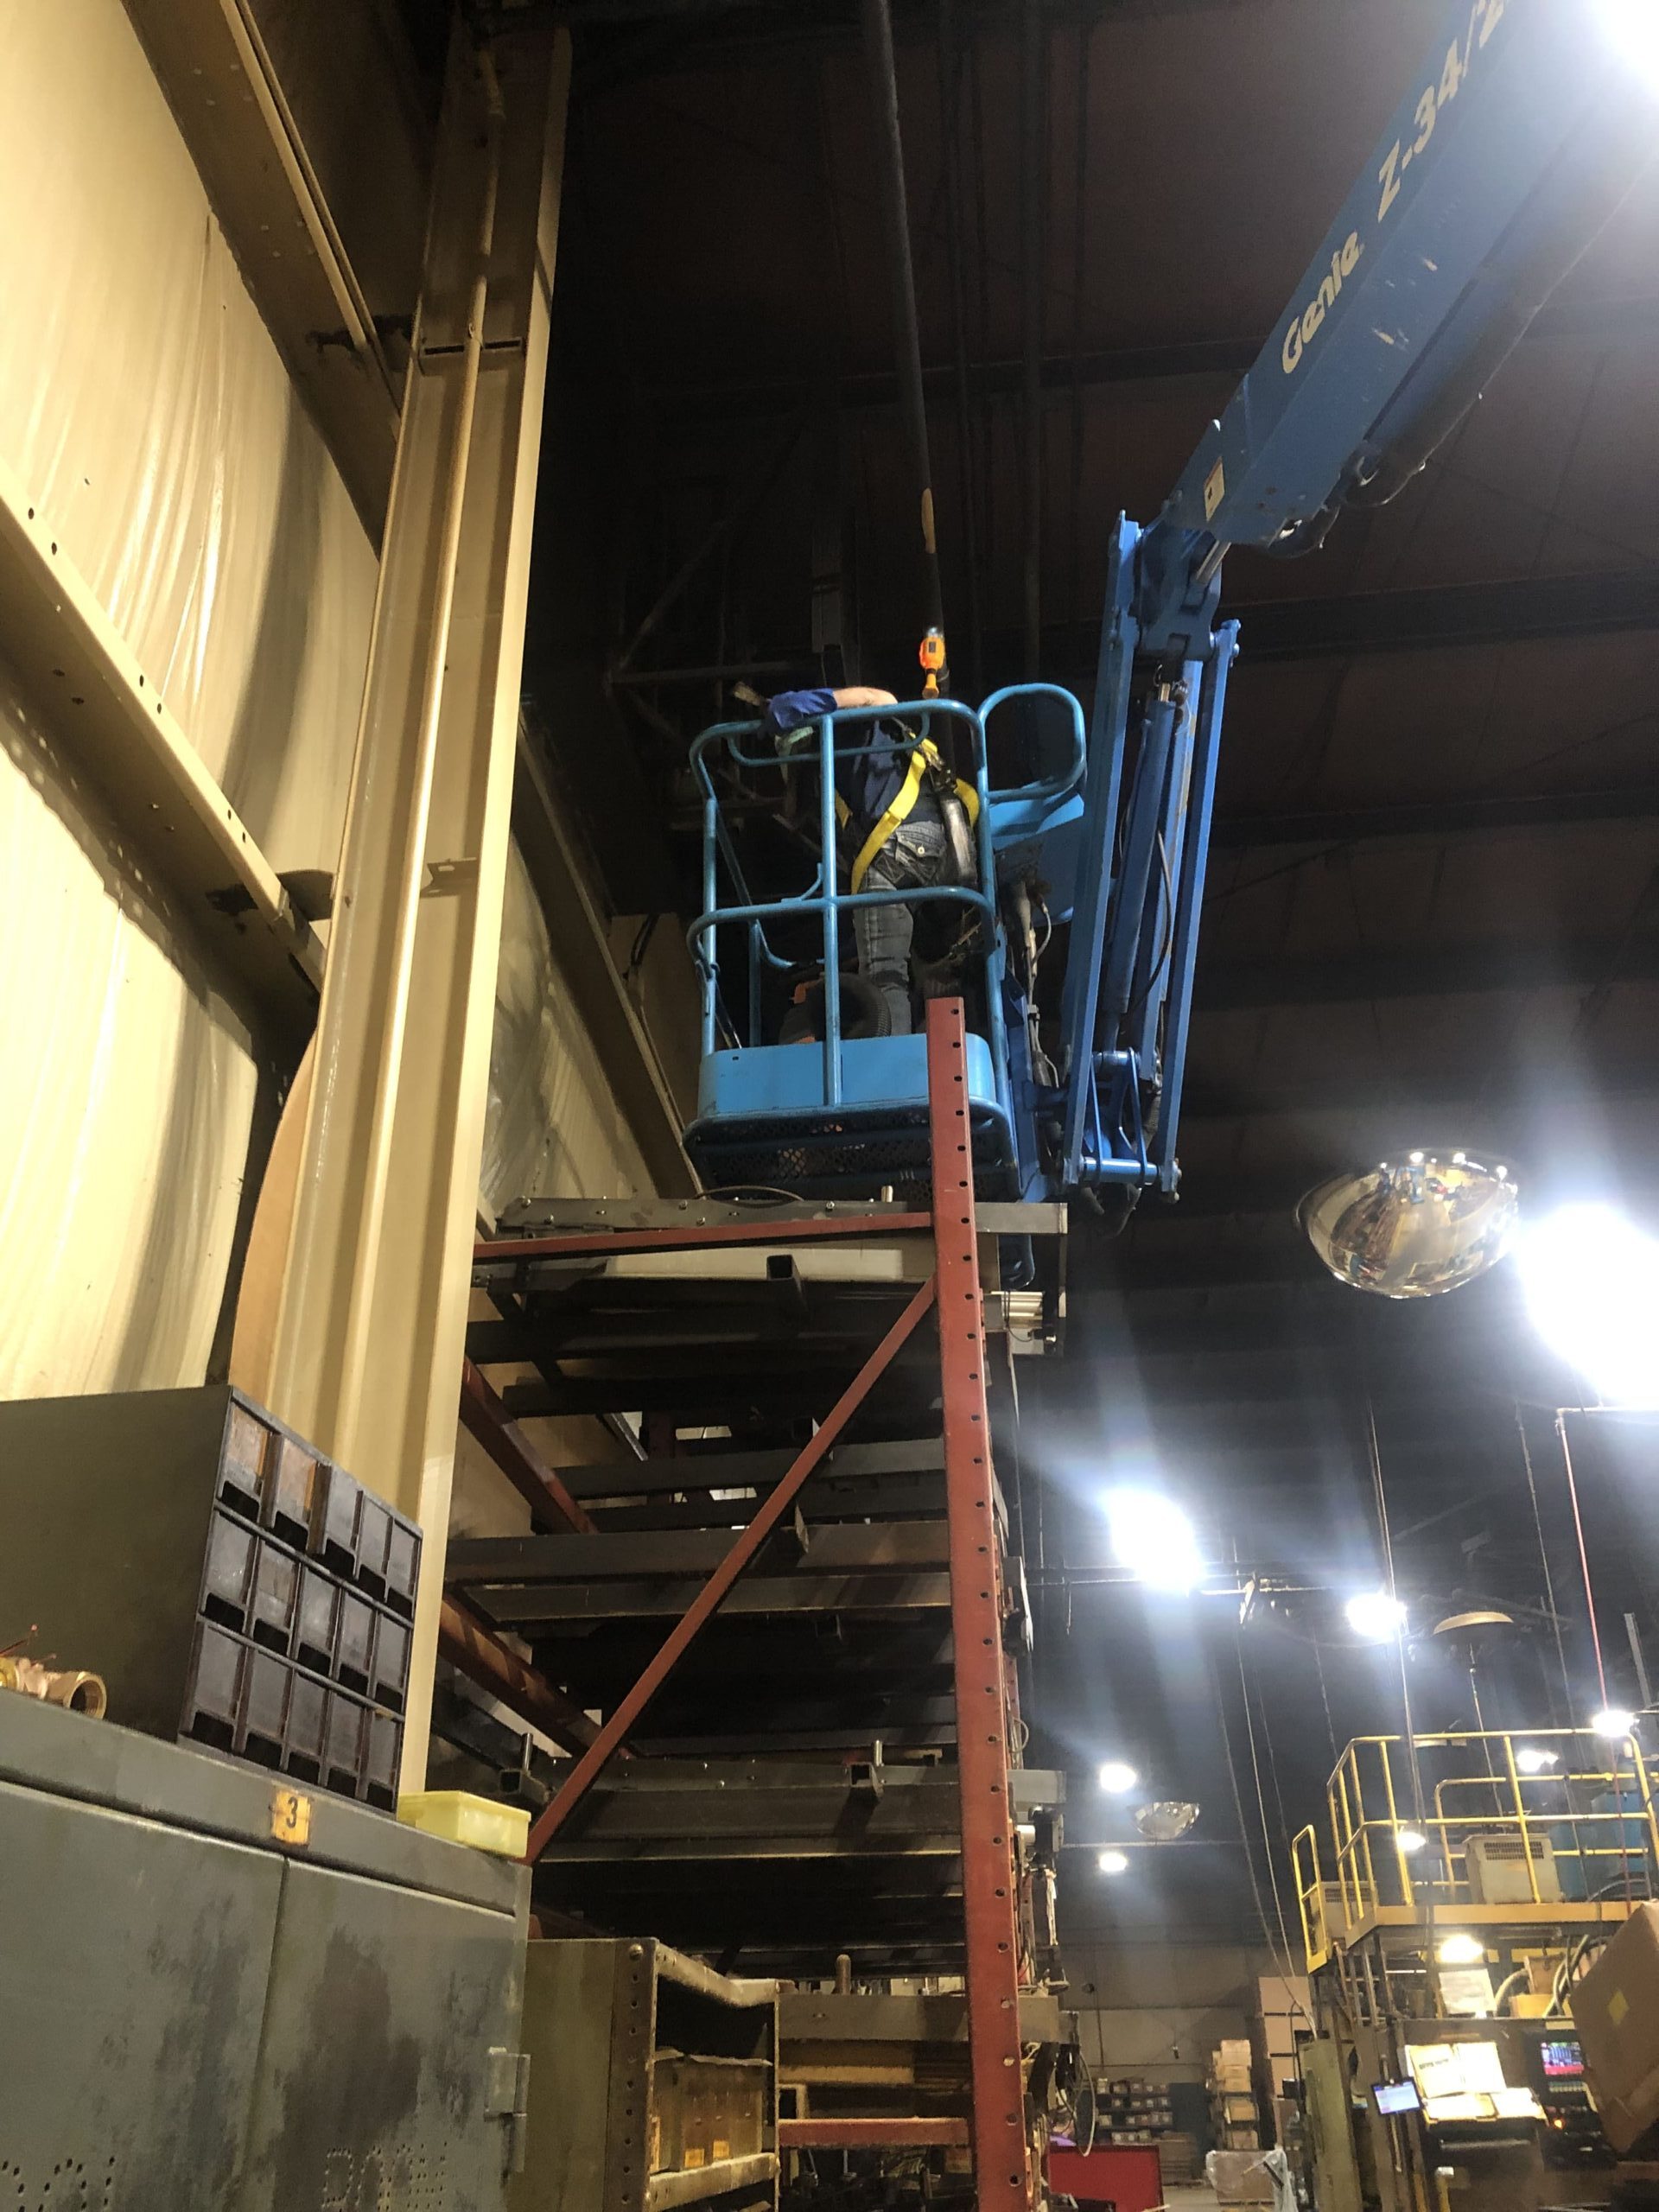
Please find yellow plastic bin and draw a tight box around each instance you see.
[397,1790,530,1859]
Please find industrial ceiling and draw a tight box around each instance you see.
[508,0,1659,1926]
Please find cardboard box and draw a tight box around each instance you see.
[1205,2148,1275,2204]
[1572,1903,1659,2152]
[1211,2039,1254,2092]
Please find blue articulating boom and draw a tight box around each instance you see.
[685,0,1655,1207]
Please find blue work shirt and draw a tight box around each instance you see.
[764,688,916,833]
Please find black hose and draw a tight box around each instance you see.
[860,0,944,639]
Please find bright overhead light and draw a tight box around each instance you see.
[1593,0,1659,101]
[1104,1488,1203,1595]
[1098,1760,1140,1796]
[1438,1934,1487,1967]
[1346,1591,1408,1643]
[1097,1849,1130,1876]
[1592,1707,1637,1739]
[1516,1204,1659,1408]
[1514,1745,1560,1776]
[1395,1827,1428,1856]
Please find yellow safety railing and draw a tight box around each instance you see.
[1287,1728,1659,1967]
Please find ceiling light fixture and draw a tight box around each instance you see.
[1514,1745,1560,1776]
[1592,0,1659,101]
[1103,1488,1203,1596]
[1517,1203,1659,1408]
[1346,1591,1408,1643]
[1592,1707,1637,1739]
[1395,1827,1427,1856]
[1098,1760,1140,1796]
[1097,1849,1130,1876]
[1437,1933,1487,1967]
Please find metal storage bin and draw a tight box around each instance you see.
[0,1382,419,1807]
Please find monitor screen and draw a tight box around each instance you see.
[1374,2080,1423,2116]
[1541,2039,1584,2081]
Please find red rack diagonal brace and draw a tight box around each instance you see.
[925,995,1031,2212]
[522,1268,939,1860]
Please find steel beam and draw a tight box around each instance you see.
[124,0,408,536]
[1182,1058,1659,1120]
[238,22,570,1782]
[523,1272,939,1857]
[449,1521,951,1584]
[888,569,1659,680]
[780,1989,1065,2044]
[1211,785,1659,852]
[484,1568,953,1625]
[925,998,1028,2212]
[436,1592,608,1758]
[1230,570,1659,661]
[475,1212,932,1265]
[495,1361,936,1421]
[1194,937,1659,1011]
[663,294,1659,423]
[458,1358,595,1533]
[0,445,321,1045]
[545,1435,945,1499]
[779,2120,969,2149]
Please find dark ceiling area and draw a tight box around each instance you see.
[524,0,1659,1933]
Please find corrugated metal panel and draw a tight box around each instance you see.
[0,0,375,1396]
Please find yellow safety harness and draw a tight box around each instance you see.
[835,738,980,893]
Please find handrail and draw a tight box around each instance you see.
[690,694,1014,1125]
[977,682,1088,808]
[1313,1727,1659,1927]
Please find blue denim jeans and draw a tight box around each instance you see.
[853,801,948,1035]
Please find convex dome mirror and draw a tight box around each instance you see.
[1299,1151,1519,1299]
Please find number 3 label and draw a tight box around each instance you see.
[270,1786,313,1846]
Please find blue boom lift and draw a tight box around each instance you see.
[684,0,1654,1206]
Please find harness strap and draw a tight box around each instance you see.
[847,740,979,893]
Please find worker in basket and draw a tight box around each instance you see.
[762,683,979,1037]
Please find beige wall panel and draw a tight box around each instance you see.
[0,0,378,1402]
[0,652,257,1395]
[0,0,375,879]
[483,836,653,1210]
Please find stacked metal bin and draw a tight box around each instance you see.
[0,1382,418,1807]
[512,1938,779,2212]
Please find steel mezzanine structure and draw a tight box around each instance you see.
[469,997,1034,2212]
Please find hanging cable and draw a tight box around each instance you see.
[1557,1409,1609,1706]
[1235,1633,1315,2026]
[1360,1369,1444,2007]
[1516,1401,1576,1722]
[861,0,945,648]
[1215,1643,1305,2004]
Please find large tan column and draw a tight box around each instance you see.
[241,19,569,1781]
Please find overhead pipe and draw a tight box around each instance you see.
[860,0,945,652]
